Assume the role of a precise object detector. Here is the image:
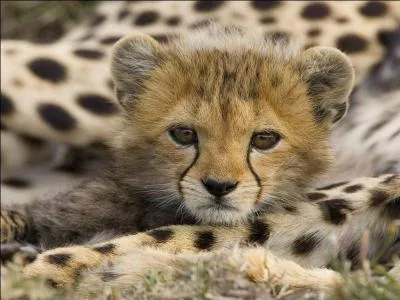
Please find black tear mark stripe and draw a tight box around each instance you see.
[317,181,348,191]
[47,253,72,265]
[318,199,353,225]
[178,144,199,196]
[194,231,215,250]
[248,219,270,244]
[292,231,322,255]
[147,228,174,242]
[246,147,262,202]
[93,243,116,254]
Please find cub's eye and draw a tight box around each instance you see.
[251,131,281,151]
[169,127,198,146]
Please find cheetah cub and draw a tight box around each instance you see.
[1,25,399,294]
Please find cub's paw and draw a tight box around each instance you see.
[1,210,27,243]
[1,242,40,265]
[23,245,110,286]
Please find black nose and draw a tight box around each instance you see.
[202,178,238,197]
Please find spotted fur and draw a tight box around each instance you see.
[1,1,400,297]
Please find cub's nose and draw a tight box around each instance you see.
[202,178,238,197]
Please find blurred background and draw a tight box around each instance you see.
[1,1,97,42]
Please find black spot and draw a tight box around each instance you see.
[292,232,322,255]
[118,9,131,21]
[251,1,281,10]
[28,58,67,83]
[343,184,363,193]
[194,1,225,12]
[336,34,369,54]
[1,93,14,115]
[2,178,31,188]
[376,29,398,48]
[389,129,400,140]
[89,14,106,27]
[317,181,348,190]
[266,31,290,44]
[47,253,72,265]
[307,28,321,37]
[76,33,94,42]
[283,205,298,213]
[73,49,104,60]
[37,103,76,131]
[189,19,214,30]
[248,219,270,244]
[166,16,181,26]
[370,190,389,206]
[101,271,121,282]
[107,79,114,91]
[269,73,282,87]
[383,197,400,219]
[147,228,174,242]
[194,231,215,250]
[307,192,327,201]
[99,36,122,45]
[77,94,118,115]
[151,34,174,44]
[301,2,330,20]
[19,134,45,147]
[363,119,389,140]
[304,43,318,50]
[359,1,388,17]
[345,242,361,270]
[223,71,235,85]
[336,17,349,24]
[93,243,116,254]
[382,174,398,184]
[134,11,160,26]
[260,16,276,24]
[319,199,353,225]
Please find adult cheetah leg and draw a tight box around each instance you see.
[23,174,399,286]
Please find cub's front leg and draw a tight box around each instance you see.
[23,225,253,285]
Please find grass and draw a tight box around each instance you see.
[2,251,399,300]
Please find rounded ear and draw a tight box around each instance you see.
[298,46,355,127]
[110,34,164,109]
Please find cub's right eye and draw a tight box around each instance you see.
[168,127,198,146]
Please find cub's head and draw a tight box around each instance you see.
[110,26,354,224]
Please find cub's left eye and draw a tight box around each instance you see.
[251,131,281,151]
[169,127,198,146]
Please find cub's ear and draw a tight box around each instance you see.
[110,34,164,109]
[298,46,355,126]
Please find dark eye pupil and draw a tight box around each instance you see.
[170,127,197,146]
[252,132,280,150]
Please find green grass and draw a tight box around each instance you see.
[2,254,399,300]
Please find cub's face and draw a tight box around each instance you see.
[111,30,354,224]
